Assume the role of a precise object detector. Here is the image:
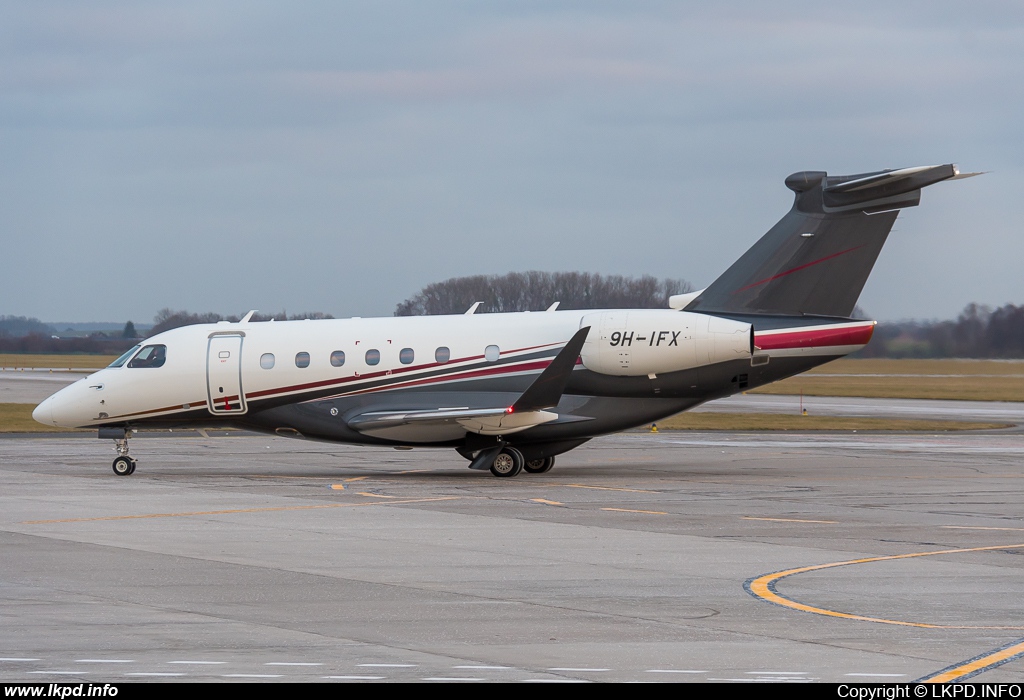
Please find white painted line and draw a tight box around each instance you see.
[0,658,41,662]
[548,667,610,672]
[222,674,284,678]
[747,671,807,674]
[424,677,485,681]
[358,663,417,667]
[845,673,907,677]
[265,662,323,666]
[168,660,227,665]
[646,669,707,673]
[453,665,509,669]
[323,676,386,680]
[125,673,186,677]
[75,659,134,663]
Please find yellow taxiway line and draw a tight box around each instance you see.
[601,508,667,515]
[919,638,1024,683]
[743,516,837,524]
[565,484,659,493]
[746,543,1024,630]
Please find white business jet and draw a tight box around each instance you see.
[33,164,975,477]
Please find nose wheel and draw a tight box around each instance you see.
[112,455,137,476]
[110,433,137,476]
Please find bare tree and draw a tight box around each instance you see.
[395,272,693,315]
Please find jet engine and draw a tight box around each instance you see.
[579,310,751,377]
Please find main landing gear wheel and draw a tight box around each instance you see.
[112,456,137,476]
[524,456,555,474]
[490,447,524,478]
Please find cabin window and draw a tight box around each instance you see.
[330,350,346,367]
[108,345,141,368]
[435,346,450,364]
[260,353,275,369]
[485,345,500,362]
[295,352,310,368]
[128,345,166,368]
[365,349,380,366]
[399,348,414,364]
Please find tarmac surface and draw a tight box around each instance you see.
[3,429,1024,683]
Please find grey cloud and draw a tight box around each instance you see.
[0,2,1020,322]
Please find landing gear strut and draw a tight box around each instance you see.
[108,431,137,476]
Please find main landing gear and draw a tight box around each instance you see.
[105,430,137,476]
[488,447,555,478]
[524,456,555,474]
[489,447,523,477]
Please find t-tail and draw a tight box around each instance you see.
[680,164,978,318]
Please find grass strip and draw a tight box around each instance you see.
[804,358,1024,376]
[0,353,116,369]
[750,374,1024,402]
[0,403,89,432]
[653,412,1011,432]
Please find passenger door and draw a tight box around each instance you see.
[206,334,247,415]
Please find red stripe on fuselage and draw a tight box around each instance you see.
[330,359,554,399]
[755,324,874,350]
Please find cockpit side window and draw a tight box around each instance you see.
[108,345,141,368]
[128,344,167,368]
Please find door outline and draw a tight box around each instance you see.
[206,333,247,415]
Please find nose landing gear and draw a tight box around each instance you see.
[101,428,137,476]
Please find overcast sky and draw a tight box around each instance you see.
[1,1,1021,323]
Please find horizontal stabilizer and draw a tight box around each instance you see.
[819,164,959,211]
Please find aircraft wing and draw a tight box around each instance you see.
[347,406,561,438]
[344,326,592,442]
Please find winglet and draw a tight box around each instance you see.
[240,310,258,323]
[465,302,483,315]
[510,326,590,413]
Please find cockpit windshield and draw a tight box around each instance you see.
[128,345,167,368]
[108,345,141,368]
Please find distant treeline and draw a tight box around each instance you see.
[0,334,135,355]
[395,271,693,316]
[858,303,1024,359]
[0,310,335,354]
[149,308,335,335]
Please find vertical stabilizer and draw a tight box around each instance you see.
[685,164,963,318]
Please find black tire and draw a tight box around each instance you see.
[112,456,134,476]
[490,447,524,477]
[127,460,137,475]
[523,456,555,474]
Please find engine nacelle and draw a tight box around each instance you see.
[580,310,751,377]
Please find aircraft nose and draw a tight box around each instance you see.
[32,397,55,427]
